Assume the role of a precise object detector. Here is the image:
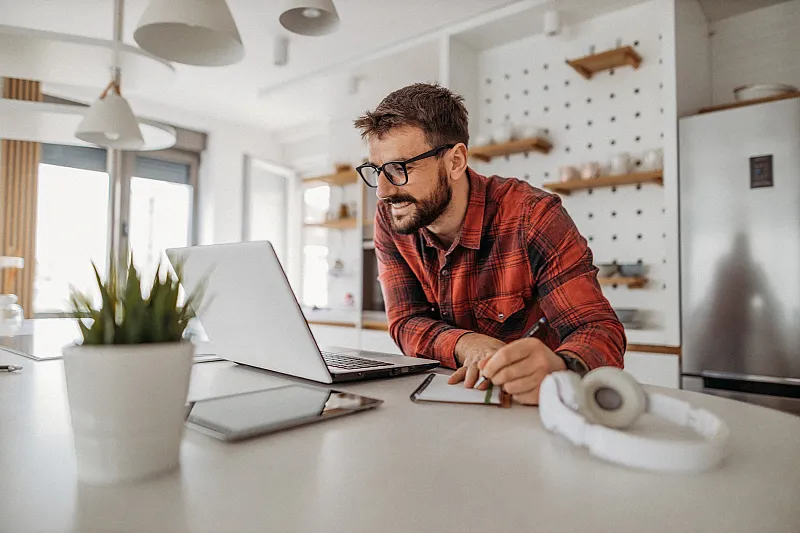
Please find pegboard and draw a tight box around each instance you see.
[472,1,670,342]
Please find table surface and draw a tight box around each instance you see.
[2,351,799,533]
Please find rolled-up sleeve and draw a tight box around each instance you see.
[526,194,626,369]
[374,210,470,369]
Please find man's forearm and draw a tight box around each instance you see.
[556,319,626,369]
[388,315,471,369]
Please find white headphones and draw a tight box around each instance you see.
[538,368,730,473]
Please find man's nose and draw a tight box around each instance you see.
[376,173,399,200]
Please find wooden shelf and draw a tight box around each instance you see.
[303,170,358,187]
[469,137,552,162]
[304,217,358,230]
[566,45,642,80]
[543,170,663,195]
[598,277,648,289]
[697,91,800,114]
[362,319,389,331]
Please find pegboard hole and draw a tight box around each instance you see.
[587,142,593,149]
[565,102,571,108]
[544,84,549,91]
[486,78,492,85]
[544,106,550,113]
[486,118,492,125]
[523,68,529,75]
[637,234,643,240]
[565,124,571,130]
[662,233,667,239]
[609,68,615,76]
[636,184,642,190]
[485,98,492,104]
[565,79,570,86]
[611,116,616,122]
[588,236,594,242]
[611,211,617,217]
[523,89,529,96]
[587,97,592,104]
[662,284,667,290]
[544,171,550,178]
[587,120,593,126]
[543,63,549,70]
[634,40,640,46]
[524,173,530,180]
[505,94,510,100]
[524,110,530,116]
[634,88,640,94]
[635,111,641,118]
[543,128,550,135]
[610,93,616,99]
[588,189,594,195]
[662,258,667,264]
[612,235,618,241]
[660,132,664,138]
[635,160,642,167]
[588,213,594,219]
[610,139,616,145]
[504,73,510,80]
[565,146,571,153]
[636,209,642,216]
[505,114,511,120]
[611,186,617,193]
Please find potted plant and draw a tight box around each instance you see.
[63,258,204,485]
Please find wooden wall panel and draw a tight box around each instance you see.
[1,78,42,318]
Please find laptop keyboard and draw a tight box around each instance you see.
[321,351,393,370]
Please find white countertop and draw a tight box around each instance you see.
[1,351,799,533]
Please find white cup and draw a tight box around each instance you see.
[580,162,601,179]
[492,123,514,144]
[559,166,579,183]
[643,148,663,170]
[609,153,632,175]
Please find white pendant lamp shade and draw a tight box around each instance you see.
[75,91,144,150]
[279,0,340,36]
[134,0,244,66]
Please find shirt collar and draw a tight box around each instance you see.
[420,167,486,251]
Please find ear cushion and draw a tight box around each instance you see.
[580,367,647,429]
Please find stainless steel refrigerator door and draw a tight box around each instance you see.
[679,98,800,380]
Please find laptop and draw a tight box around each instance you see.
[166,241,439,383]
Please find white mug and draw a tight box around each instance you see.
[492,123,514,144]
[643,148,663,170]
[559,166,579,183]
[580,162,601,179]
[474,134,492,147]
[609,153,631,175]
[519,124,545,139]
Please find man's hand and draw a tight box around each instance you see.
[448,333,506,388]
[477,338,567,405]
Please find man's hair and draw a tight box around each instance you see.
[354,83,469,148]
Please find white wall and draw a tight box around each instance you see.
[674,0,712,116]
[710,0,800,105]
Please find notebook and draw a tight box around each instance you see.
[410,374,512,408]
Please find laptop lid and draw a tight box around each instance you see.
[166,241,334,384]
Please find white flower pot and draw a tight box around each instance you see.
[62,341,194,485]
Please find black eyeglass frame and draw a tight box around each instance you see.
[356,144,456,188]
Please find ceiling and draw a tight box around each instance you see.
[0,0,794,134]
[696,0,794,22]
[0,0,519,132]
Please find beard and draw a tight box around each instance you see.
[385,166,452,235]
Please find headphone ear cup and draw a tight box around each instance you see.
[579,367,647,429]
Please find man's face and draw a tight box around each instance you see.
[367,126,452,235]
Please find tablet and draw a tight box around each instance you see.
[186,385,383,441]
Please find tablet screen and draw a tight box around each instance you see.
[186,385,382,440]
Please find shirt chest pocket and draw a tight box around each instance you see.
[473,293,527,326]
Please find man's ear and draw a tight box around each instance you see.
[448,143,469,179]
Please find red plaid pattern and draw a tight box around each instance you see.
[374,169,626,370]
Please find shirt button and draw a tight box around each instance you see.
[498,313,505,320]
[441,269,449,277]
[443,311,449,317]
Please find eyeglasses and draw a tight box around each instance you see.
[356,144,455,188]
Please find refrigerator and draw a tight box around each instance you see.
[679,97,800,415]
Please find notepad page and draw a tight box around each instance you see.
[415,374,504,405]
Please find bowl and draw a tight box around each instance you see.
[596,263,619,277]
[618,263,645,277]
[733,84,798,102]
[614,308,638,323]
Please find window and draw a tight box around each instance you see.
[301,186,330,308]
[129,156,194,284]
[34,146,110,313]
[244,166,288,265]
[32,145,198,316]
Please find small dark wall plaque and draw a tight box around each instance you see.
[750,155,774,189]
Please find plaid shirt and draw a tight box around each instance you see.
[374,169,626,370]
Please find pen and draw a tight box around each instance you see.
[0,364,22,372]
[476,317,548,387]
